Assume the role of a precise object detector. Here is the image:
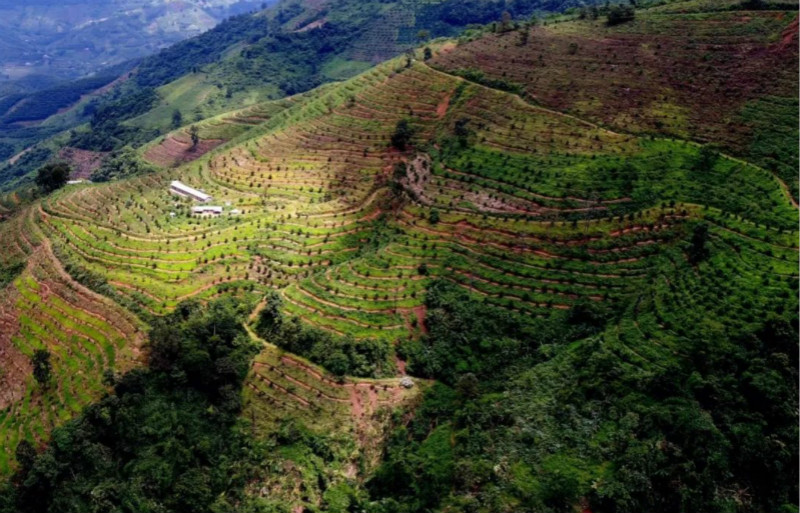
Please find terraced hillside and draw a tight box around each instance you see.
[0,208,144,475]
[0,2,796,510]
[142,94,308,168]
[27,54,796,322]
[430,6,800,197]
[2,0,609,192]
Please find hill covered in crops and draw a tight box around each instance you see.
[0,1,797,512]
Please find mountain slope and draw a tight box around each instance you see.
[0,0,604,192]
[0,2,796,512]
[0,0,270,84]
[430,7,800,197]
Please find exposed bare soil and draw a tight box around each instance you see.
[144,134,225,167]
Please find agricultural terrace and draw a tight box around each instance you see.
[0,207,144,474]
[0,41,796,475]
[430,7,799,197]
[143,95,304,168]
[27,54,798,339]
[242,341,420,508]
[244,330,419,450]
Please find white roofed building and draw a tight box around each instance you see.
[192,206,223,216]
[170,180,211,202]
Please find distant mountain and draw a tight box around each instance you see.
[0,0,272,86]
[0,0,604,187]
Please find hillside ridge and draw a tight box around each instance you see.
[0,2,797,511]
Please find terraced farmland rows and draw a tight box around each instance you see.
[244,339,417,449]
[0,19,796,478]
[431,9,799,197]
[27,55,798,328]
[0,237,144,474]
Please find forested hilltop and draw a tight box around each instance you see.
[0,1,797,512]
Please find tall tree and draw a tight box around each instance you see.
[31,349,52,387]
[189,125,200,149]
[688,223,710,264]
[171,109,183,128]
[34,163,70,194]
[607,4,635,25]
[391,120,415,151]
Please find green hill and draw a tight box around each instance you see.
[0,1,796,512]
[0,0,606,192]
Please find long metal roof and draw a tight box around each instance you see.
[170,180,211,201]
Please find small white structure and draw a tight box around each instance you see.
[170,180,211,202]
[192,205,223,217]
[229,209,241,216]
[67,179,87,185]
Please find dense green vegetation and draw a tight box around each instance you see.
[131,14,275,90]
[0,74,120,126]
[606,4,636,25]
[0,296,411,513]
[0,147,53,190]
[370,279,799,513]
[0,298,263,513]
[30,350,52,388]
[68,89,160,151]
[0,261,23,288]
[2,278,796,512]
[89,148,156,183]
[256,292,393,377]
[34,163,70,194]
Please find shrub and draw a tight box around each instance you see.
[607,5,635,26]
[31,350,52,387]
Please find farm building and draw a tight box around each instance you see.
[170,180,212,202]
[191,206,223,217]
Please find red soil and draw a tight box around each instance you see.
[395,356,407,376]
[144,135,225,168]
[436,89,454,118]
[0,287,30,410]
[431,12,798,165]
[58,147,106,179]
[778,18,799,51]
[412,305,428,334]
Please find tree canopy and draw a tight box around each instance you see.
[34,163,70,193]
